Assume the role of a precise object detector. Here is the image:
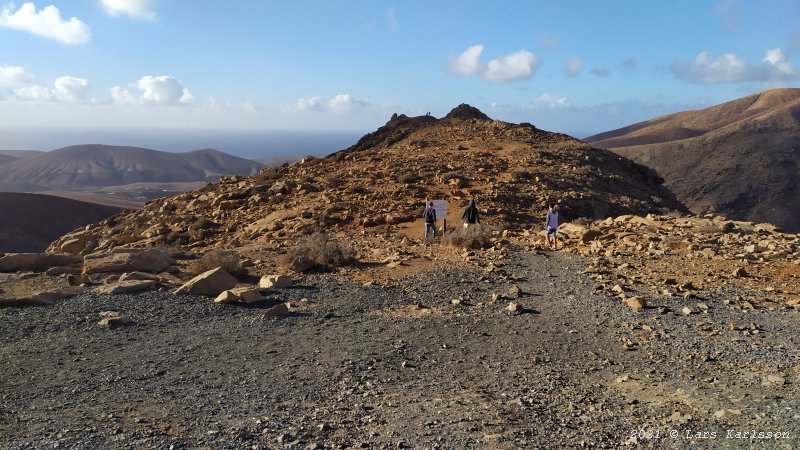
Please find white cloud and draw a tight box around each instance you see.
[671,49,796,83]
[447,44,485,76]
[100,0,156,20]
[0,2,90,44]
[531,93,571,109]
[288,94,370,113]
[763,48,793,75]
[328,94,369,113]
[565,58,582,77]
[447,45,540,83]
[484,50,539,82]
[384,6,398,30]
[0,65,33,86]
[14,75,90,102]
[294,96,324,112]
[111,75,193,106]
[243,100,261,114]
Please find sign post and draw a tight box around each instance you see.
[431,199,447,237]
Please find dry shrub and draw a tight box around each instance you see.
[281,233,355,271]
[511,169,533,182]
[397,171,419,183]
[444,224,496,249]
[189,249,244,276]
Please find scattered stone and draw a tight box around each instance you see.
[259,274,293,289]
[506,302,523,314]
[263,302,291,317]
[97,311,133,328]
[681,306,694,316]
[625,297,646,309]
[94,280,156,295]
[0,253,82,273]
[215,287,264,304]
[174,267,238,296]
[84,249,174,275]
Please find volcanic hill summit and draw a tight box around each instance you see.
[586,88,800,232]
[50,105,685,261]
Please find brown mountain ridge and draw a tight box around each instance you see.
[50,105,686,264]
[0,145,265,192]
[585,88,800,232]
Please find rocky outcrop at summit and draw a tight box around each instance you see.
[444,103,492,121]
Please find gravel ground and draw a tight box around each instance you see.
[1,248,798,449]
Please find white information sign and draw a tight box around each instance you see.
[431,199,447,220]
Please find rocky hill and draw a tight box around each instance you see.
[0,193,122,252]
[585,88,800,232]
[49,106,686,258]
[0,145,264,191]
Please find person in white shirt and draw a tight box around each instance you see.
[545,203,559,250]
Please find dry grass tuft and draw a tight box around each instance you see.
[189,249,244,276]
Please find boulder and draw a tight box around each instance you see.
[84,249,174,274]
[214,290,241,304]
[0,253,82,273]
[506,302,523,314]
[214,287,263,304]
[94,280,157,295]
[581,229,604,243]
[60,237,89,255]
[118,272,161,282]
[263,302,291,317]
[174,267,238,296]
[259,275,293,289]
[0,286,87,308]
[97,311,134,328]
[287,255,315,273]
[625,297,646,309]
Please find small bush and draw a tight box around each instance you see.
[444,224,495,249]
[397,172,419,183]
[511,169,533,182]
[281,233,355,272]
[189,249,244,276]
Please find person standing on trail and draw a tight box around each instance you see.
[423,201,437,239]
[545,203,559,250]
[461,197,479,228]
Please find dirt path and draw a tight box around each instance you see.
[1,248,797,449]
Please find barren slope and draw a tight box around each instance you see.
[0,145,265,191]
[50,105,686,256]
[585,88,800,232]
[0,193,122,252]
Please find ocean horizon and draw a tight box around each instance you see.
[0,128,368,159]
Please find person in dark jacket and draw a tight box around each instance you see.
[461,197,479,228]
[423,201,437,239]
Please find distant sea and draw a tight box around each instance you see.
[0,128,368,159]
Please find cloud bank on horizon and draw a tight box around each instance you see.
[0,0,798,137]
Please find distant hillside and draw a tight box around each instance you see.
[0,145,265,191]
[0,154,18,165]
[51,104,687,254]
[585,88,800,232]
[0,193,122,252]
[0,150,45,160]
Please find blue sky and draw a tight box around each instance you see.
[1,0,799,140]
